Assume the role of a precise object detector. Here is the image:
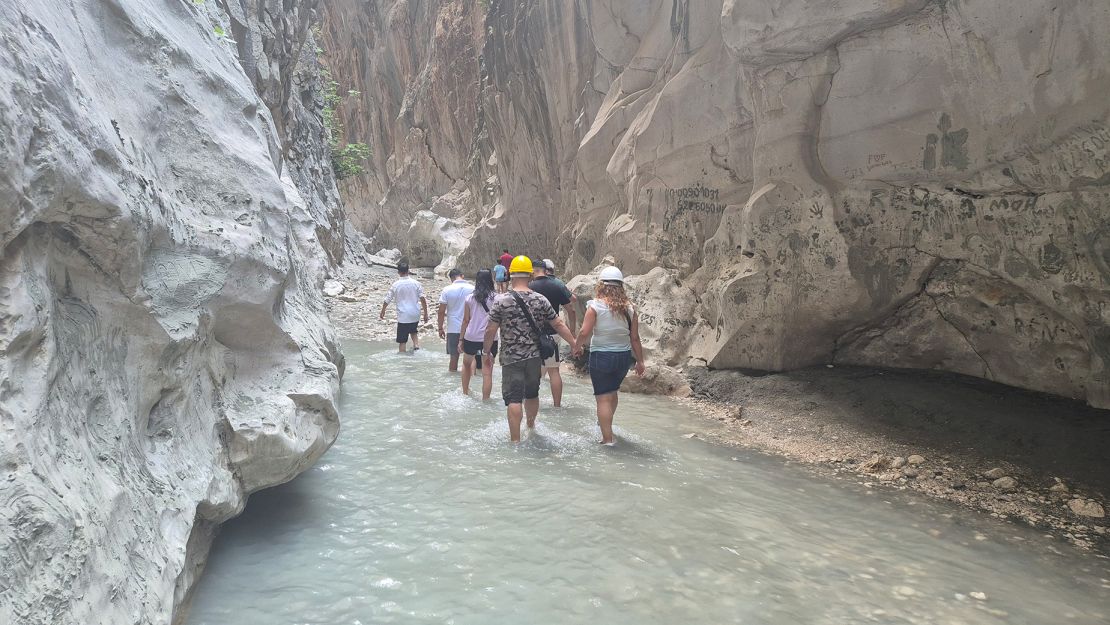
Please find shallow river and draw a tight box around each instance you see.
[187,340,1109,625]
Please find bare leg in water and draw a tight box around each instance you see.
[525,397,539,429]
[547,367,564,407]
[507,402,524,442]
[460,354,475,394]
[596,392,619,444]
[481,359,494,400]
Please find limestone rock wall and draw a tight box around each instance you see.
[325,0,1110,408]
[320,0,489,260]
[0,1,343,623]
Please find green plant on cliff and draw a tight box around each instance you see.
[320,66,370,180]
[333,143,372,180]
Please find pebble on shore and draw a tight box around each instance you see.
[1067,499,1106,518]
[983,467,1007,479]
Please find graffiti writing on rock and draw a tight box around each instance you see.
[1013,313,1081,343]
[1003,121,1110,188]
[664,184,726,220]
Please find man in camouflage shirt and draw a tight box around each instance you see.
[484,256,577,442]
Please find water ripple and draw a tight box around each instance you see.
[187,341,1110,625]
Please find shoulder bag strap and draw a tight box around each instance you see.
[510,291,543,343]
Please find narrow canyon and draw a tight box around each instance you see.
[1,1,1107,623]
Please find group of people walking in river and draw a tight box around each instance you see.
[380,253,645,444]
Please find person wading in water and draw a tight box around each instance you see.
[572,266,645,446]
[493,258,508,294]
[496,249,512,293]
[483,256,577,442]
[458,269,498,399]
[437,268,474,372]
[380,261,429,353]
[528,258,577,407]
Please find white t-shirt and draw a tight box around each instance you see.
[385,276,425,323]
[588,299,633,352]
[439,280,475,333]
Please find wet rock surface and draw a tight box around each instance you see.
[0,2,342,623]
[322,0,1110,410]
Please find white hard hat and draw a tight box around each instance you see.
[599,266,624,283]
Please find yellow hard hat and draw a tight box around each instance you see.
[509,255,533,275]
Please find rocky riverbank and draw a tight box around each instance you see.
[325,264,448,343]
[684,366,1110,556]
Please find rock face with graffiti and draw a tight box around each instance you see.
[325,0,1110,409]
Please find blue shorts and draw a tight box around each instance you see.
[589,350,633,396]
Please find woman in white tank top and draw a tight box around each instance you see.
[572,267,645,445]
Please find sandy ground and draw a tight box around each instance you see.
[326,267,1109,555]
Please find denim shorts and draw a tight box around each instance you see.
[589,350,633,396]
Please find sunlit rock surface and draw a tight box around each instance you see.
[0,1,342,623]
[325,0,1110,408]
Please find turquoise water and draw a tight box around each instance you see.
[186,340,1110,624]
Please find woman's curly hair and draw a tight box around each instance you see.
[596,283,632,322]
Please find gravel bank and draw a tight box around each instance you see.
[325,265,449,343]
[685,365,1109,554]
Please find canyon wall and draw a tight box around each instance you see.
[0,1,343,623]
[325,0,1110,409]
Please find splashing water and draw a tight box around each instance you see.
[186,341,1109,624]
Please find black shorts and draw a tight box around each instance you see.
[462,339,498,369]
[502,357,542,405]
[396,322,419,343]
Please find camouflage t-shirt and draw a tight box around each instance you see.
[487,290,557,365]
